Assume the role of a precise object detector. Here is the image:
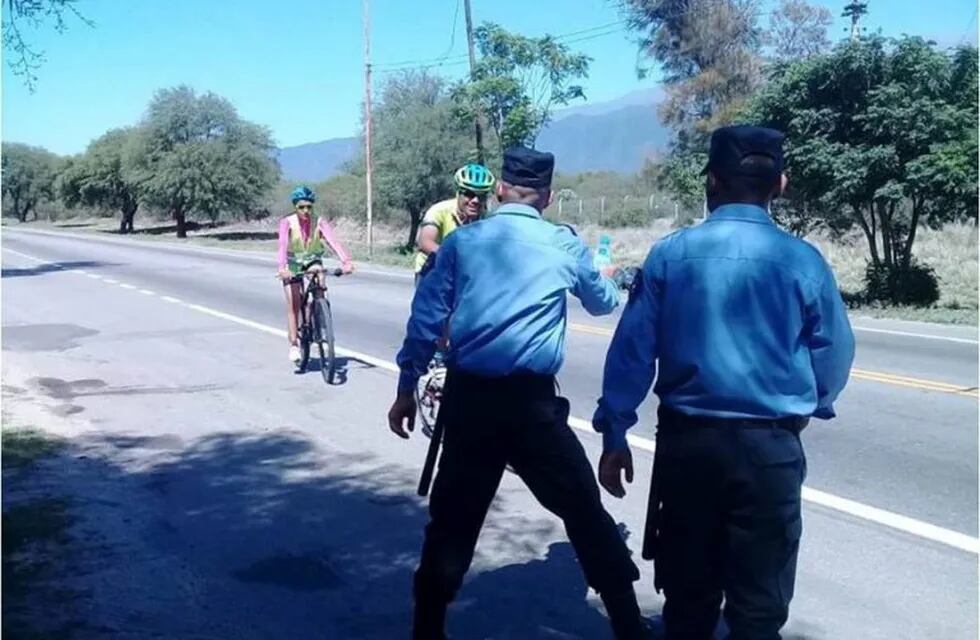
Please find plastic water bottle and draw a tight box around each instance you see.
[593,235,612,271]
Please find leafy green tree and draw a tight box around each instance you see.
[130,86,280,238]
[366,71,475,248]
[625,0,765,137]
[748,36,978,303]
[1,142,59,222]
[58,127,142,232]
[624,1,764,207]
[452,22,590,152]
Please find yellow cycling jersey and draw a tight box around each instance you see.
[414,199,463,273]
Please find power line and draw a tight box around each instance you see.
[374,4,799,75]
[373,19,631,70]
[958,5,978,44]
[435,0,463,62]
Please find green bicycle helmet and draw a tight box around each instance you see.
[454,163,496,194]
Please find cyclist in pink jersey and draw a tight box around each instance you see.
[277,186,354,364]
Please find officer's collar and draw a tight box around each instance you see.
[492,203,542,220]
[706,203,774,226]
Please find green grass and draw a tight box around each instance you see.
[2,428,65,469]
[2,426,77,638]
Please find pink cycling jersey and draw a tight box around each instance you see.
[277,215,352,271]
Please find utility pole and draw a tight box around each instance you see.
[842,1,868,41]
[463,0,485,164]
[362,0,374,257]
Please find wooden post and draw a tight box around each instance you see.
[463,0,485,163]
[363,0,374,257]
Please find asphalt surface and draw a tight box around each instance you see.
[2,227,977,639]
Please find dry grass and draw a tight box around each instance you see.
[12,214,977,324]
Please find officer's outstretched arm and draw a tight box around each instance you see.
[396,236,457,394]
[593,248,662,451]
[807,266,856,419]
[568,235,619,316]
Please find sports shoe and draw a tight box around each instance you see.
[289,345,302,364]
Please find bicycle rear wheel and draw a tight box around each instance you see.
[312,298,336,385]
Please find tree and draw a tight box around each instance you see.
[58,127,142,232]
[131,86,280,238]
[452,22,590,151]
[624,1,764,208]
[367,71,475,248]
[625,0,765,138]
[748,36,978,304]
[767,0,832,62]
[1,142,58,221]
[2,0,94,92]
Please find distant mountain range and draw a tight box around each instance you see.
[275,87,668,182]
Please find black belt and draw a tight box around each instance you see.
[657,406,808,435]
[447,369,557,396]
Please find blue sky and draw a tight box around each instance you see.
[2,0,976,155]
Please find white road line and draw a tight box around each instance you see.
[850,325,978,345]
[161,296,182,304]
[1,247,47,263]
[6,245,979,554]
[801,487,979,553]
[103,278,119,284]
[118,283,136,290]
[86,274,102,280]
[138,289,155,296]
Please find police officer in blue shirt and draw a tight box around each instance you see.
[389,146,650,640]
[593,126,855,640]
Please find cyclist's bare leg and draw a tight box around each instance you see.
[284,280,303,345]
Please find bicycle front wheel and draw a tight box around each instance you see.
[298,317,312,373]
[312,298,336,385]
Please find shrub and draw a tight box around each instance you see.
[863,261,940,307]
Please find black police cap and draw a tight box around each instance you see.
[502,146,555,189]
[703,125,785,180]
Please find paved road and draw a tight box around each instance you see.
[2,227,977,639]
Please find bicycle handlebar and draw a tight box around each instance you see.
[276,265,347,279]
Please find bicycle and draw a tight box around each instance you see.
[415,355,446,438]
[292,262,345,385]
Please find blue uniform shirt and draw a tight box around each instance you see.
[397,203,620,392]
[593,204,855,450]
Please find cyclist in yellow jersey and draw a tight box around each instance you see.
[414,163,496,286]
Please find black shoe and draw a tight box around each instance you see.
[602,589,654,640]
[412,597,448,640]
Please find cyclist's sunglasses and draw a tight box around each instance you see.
[296,204,313,211]
[458,189,487,201]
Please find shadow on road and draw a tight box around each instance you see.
[202,231,277,242]
[99,221,228,236]
[4,427,637,639]
[1,261,114,278]
[295,356,373,387]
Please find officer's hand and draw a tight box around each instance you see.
[387,392,416,439]
[599,448,634,498]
